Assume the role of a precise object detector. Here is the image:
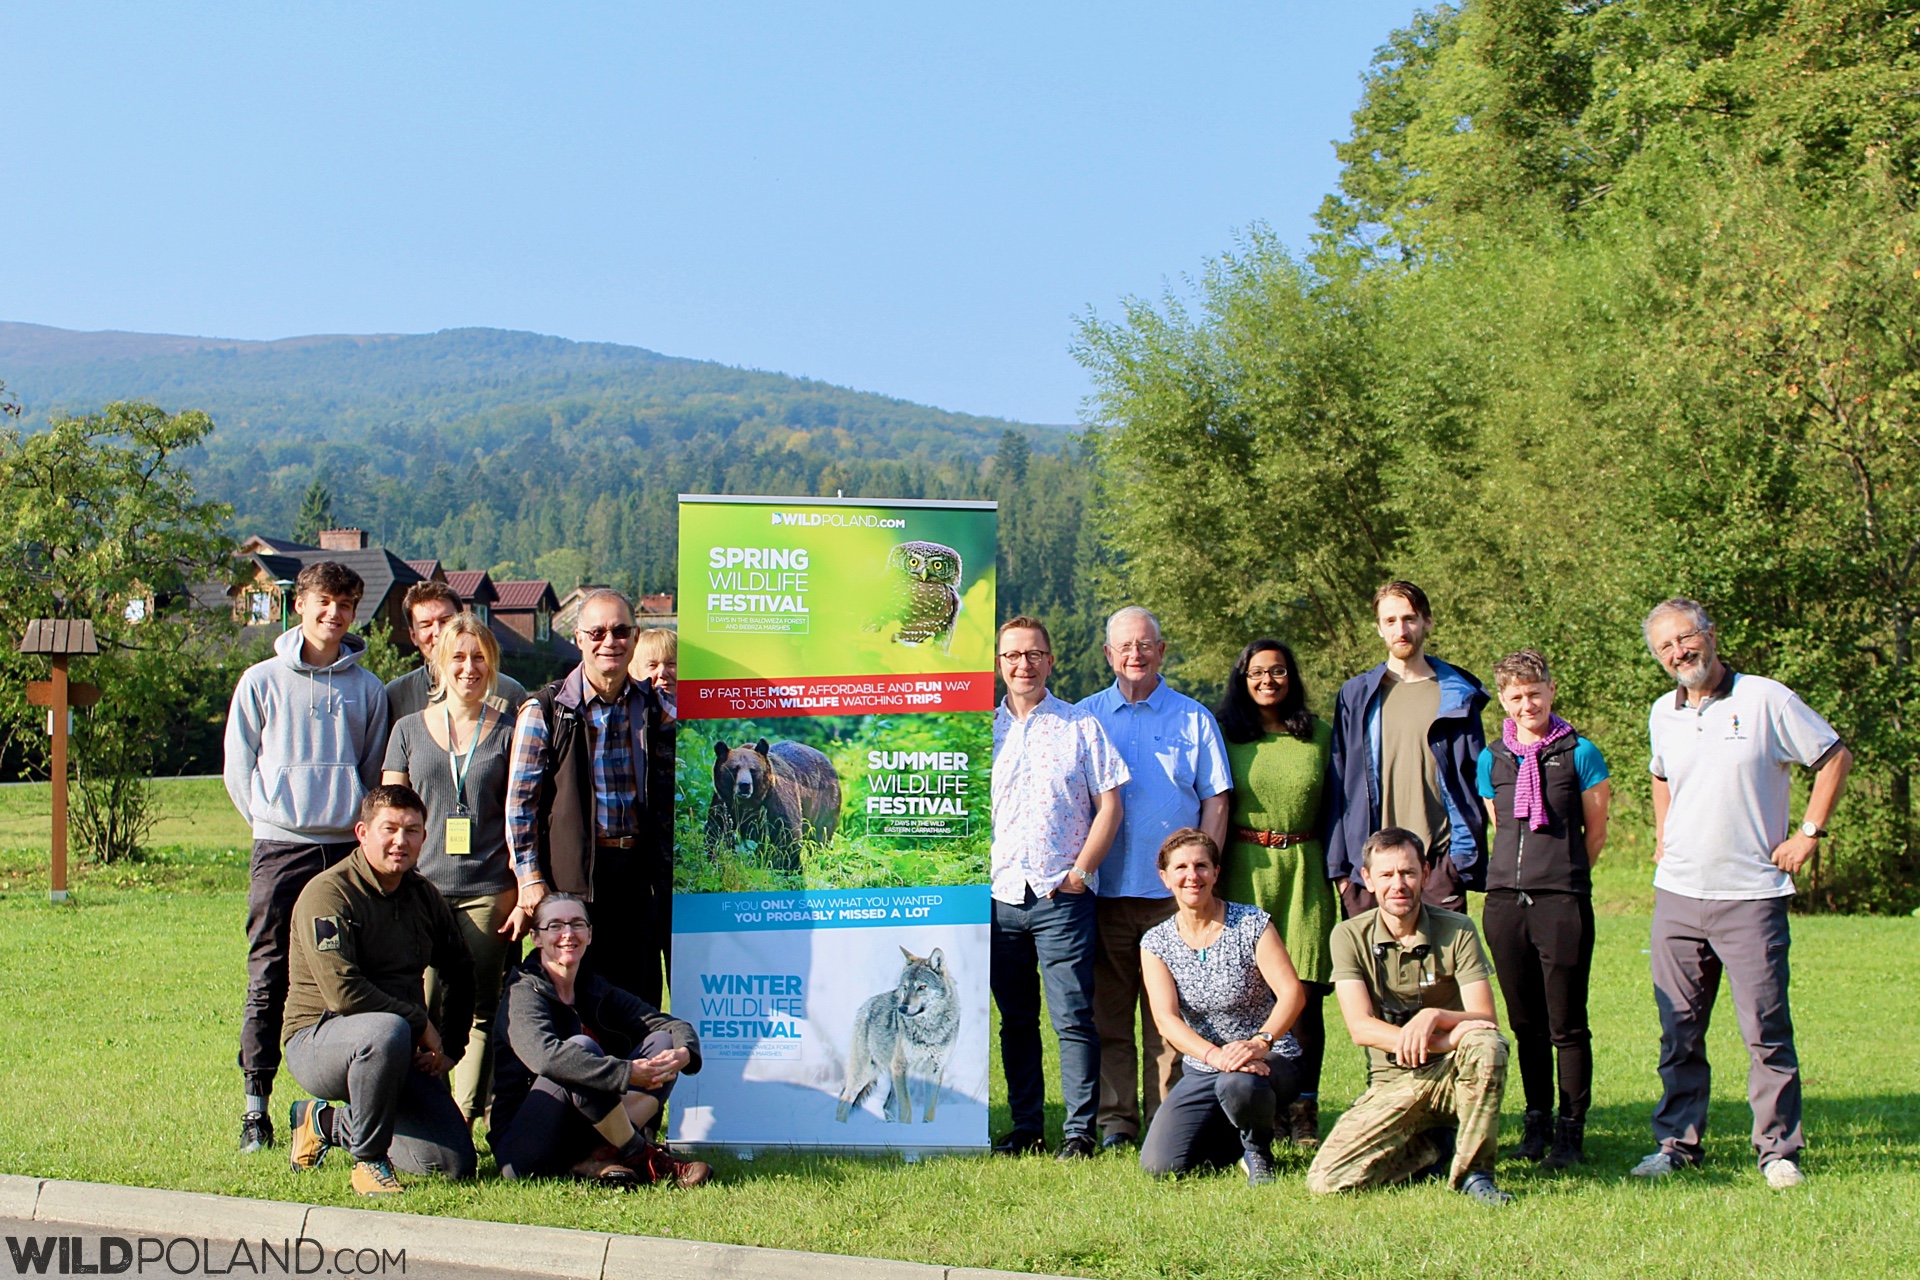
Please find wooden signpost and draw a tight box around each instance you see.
[19,619,101,903]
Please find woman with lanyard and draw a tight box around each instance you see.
[1212,639,1341,1149]
[382,612,520,1130]
[1138,828,1307,1186]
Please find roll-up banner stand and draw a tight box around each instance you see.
[669,494,997,1154]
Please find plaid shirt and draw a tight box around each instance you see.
[505,677,643,882]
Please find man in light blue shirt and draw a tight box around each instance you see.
[1078,605,1232,1149]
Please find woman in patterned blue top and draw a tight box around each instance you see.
[1138,828,1308,1185]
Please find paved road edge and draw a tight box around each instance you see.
[1,1174,1076,1280]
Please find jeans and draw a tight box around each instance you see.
[1483,890,1594,1121]
[240,840,353,1100]
[1140,1058,1301,1176]
[284,1013,476,1177]
[491,1031,678,1179]
[990,885,1099,1141]
[1650,889,1801,1167]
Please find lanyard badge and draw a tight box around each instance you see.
[445,708,481,855]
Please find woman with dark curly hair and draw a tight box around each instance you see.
[1214,638,1340,1148]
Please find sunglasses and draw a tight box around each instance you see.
[578,625,635,644]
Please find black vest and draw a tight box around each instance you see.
[1485,729,1590,894]
[532,679,662,899]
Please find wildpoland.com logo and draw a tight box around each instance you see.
[769,512,906,530]
[5,1233,407,1276]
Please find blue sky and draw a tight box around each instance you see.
[1,3,1418,424]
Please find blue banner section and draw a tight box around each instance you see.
[674,884,989,933]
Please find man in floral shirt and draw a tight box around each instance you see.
[989,615,1129,1159]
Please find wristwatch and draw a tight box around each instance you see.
[1068,866,1090,887]
[1252,1030,1277,1048]
[1800,821,1826,839]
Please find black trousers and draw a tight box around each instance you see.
[1482,889,1594,1121]
[1139,1057,1302,1176]
[586,848,669,1007]
[1295,982,1332,1096]
[240,839,354,1099]
[492,1030,677,1179]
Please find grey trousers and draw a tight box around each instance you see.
[1650,889,1801,1167]
[1139,1057,1301,1176]
[285,1013,476,1178]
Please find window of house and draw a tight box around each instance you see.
[248,592,277,624]
[474,604,490,624]
[535,609,550,641]
[124,597,150,623]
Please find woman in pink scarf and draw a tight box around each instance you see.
[1474,649,1612,1172]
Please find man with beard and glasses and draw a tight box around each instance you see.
[1631,598,1851,1190]
[1326,582,1490,918]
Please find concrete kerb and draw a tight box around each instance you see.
[19,1177,1079,1280]
[0,1174,42,1218]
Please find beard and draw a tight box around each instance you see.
[1670,653,1716,689]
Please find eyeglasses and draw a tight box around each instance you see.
[1655,629,1708,658]
[1245,667,1290,684]
[535,919,593,936]
[1108,641,1161,655]
[999,650,1052,666]
[578,625,635,645]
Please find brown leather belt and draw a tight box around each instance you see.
[596,836,638,849]
[1233,827,1314,849]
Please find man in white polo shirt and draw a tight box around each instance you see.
[1632,599,1852,1189]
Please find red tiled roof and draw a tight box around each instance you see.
[493,579,557,611]
[406,559,441,579]
[444,570,495,602]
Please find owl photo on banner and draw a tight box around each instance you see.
[867,540,962,652]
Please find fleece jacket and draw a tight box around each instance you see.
[223,626,390,843]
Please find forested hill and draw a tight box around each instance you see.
[0,321,1108,696]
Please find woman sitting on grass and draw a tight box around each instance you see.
[490,892,713,1187]
[1139,829,1308,1186]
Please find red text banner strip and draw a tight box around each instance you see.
[681,672,995,719]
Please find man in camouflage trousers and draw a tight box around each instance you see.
[1307,828,1514,1203]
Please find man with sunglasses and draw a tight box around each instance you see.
[990,615,1129,1158]
[1308,827,1512,1203]
[1632,599,1851,1189]
[504,589,672,1002]
[1077,605,1231,1151]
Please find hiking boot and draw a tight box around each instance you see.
[1763,1158,1805,1189]
[1629,1150,1691,1179]
[631,1141,713,1188]
[351,1159,404,1196]
[1055,1134,1097,1160]
[1240,1146,1276,1187]
[1287,1097,1321,1149]
[239,1111,274,1154]
[570,1144,641,1188]
[1456,1172,1514,1205]
[1542,1117,1585,1170]
[992,1130,1045,1157]
[1513,1109,1552,1162]
[287,1100,332,1172]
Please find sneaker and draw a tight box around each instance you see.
[239,1111,274,1154]
[350,1159,404,1197]
[1240,1147,1276,1187]
[1457,1172,1514,1205]
[1287,1097,1321,1150]
[1763,1158,1805,1189]
[1099,1132,1138,1153]
[1514,1109,1552,1163]
[633,1142,713,1189]
[287,1100,332,1172]
[570,1144,641,1187]
[992,1130,1046,1157]
[1629,1150,1690,1179]
[1055,1134,1097,1161]
[1542,1117,1585,1170]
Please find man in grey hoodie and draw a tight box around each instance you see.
[224,561,390,1152]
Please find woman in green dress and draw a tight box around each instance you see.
[1215,639,1339,1148]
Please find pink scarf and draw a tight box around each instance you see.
[1504,715,1572,831]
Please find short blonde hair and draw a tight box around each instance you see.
[632,627,677,665]
[431,612,500,700]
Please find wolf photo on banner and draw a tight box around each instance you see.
[672,494,996,1151]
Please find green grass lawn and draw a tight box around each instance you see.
[0,782,1915,1278]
